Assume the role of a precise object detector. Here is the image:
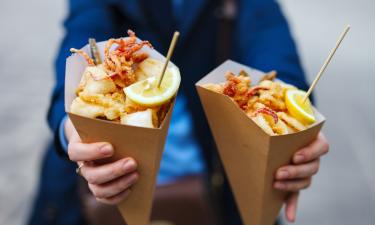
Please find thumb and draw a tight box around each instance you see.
[285,191,299,223]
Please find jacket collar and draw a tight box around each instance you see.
[120,0,208,41]
[178,0,209,37]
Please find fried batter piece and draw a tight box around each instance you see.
[259,70,277,82]
[223,71,251,109]
[70,98,105,119]
[135,58,164,81]
[121,109,155,128]
[256,80,286,111]
[277,112,306,132]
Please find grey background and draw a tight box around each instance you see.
[0,0,374,225]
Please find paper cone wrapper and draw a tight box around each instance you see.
[196,60,325,225]
[65,40,177,225]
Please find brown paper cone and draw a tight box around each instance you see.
[196,60,325,225]
[65,39,178,225]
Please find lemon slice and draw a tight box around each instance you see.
[124,66,180,106]
[285,89,316,125]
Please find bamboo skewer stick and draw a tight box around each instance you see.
[157,31,180,88]
[303,25,351,103]
[89,38,102,65]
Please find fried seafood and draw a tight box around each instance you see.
[103,30,153,86]
[121,109,155,128]
[223,71,251,109]
[203,70,313,135]
[69,31,172,128]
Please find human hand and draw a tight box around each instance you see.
[274,132,329,222]
[65,118,139,204]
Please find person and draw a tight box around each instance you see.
[28,0,329,225]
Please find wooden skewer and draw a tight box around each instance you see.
[89,38,102,65]
[157,31,180,88]
[303,25,351,103]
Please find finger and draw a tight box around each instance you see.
[64,118,79,142]
[285,192,299,223]
[293,133,329,164]
[96,189,132,205]
[276,159,320,180]
[89,172,139,199]
[81,158,137,185]
[68,142,114,162]
[274,178,312,192]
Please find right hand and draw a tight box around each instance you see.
[65,118,139,204]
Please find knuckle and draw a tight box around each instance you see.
[95,190,106,199]
[86,173,98,184]
[312,161,320,175]
[312,166,319,175]
[88,184,98,196]
[115,180,128,193]
[304,151,313,161]
[89,185,105,199]
[288,167,298,178]
[113,163,124,177]
[286,182,297,191]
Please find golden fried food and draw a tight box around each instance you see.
[135,58,164,81]
[204,70,312,135]
[124,97,148,114]
[120,110,153,128]
[103,30,153,86]
[223,71,251,109]
[70,98,105,118]
[259,70,277,82]
[69,30,172,128]
[203,83,224,94]
[250,114,275,136]
[277,112,306,132]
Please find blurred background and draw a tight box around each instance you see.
[0,0,374,225]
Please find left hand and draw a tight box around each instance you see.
[274,132,329,223]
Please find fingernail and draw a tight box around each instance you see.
[100,144,113,155]
[277,170,289,179]
[294,154,305,163]
[275,182,286,189]
[123,159,136,172]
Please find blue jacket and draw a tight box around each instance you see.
[28,0,308,224]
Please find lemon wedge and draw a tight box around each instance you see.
[285,89,316,125]
[124,66,180,106]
